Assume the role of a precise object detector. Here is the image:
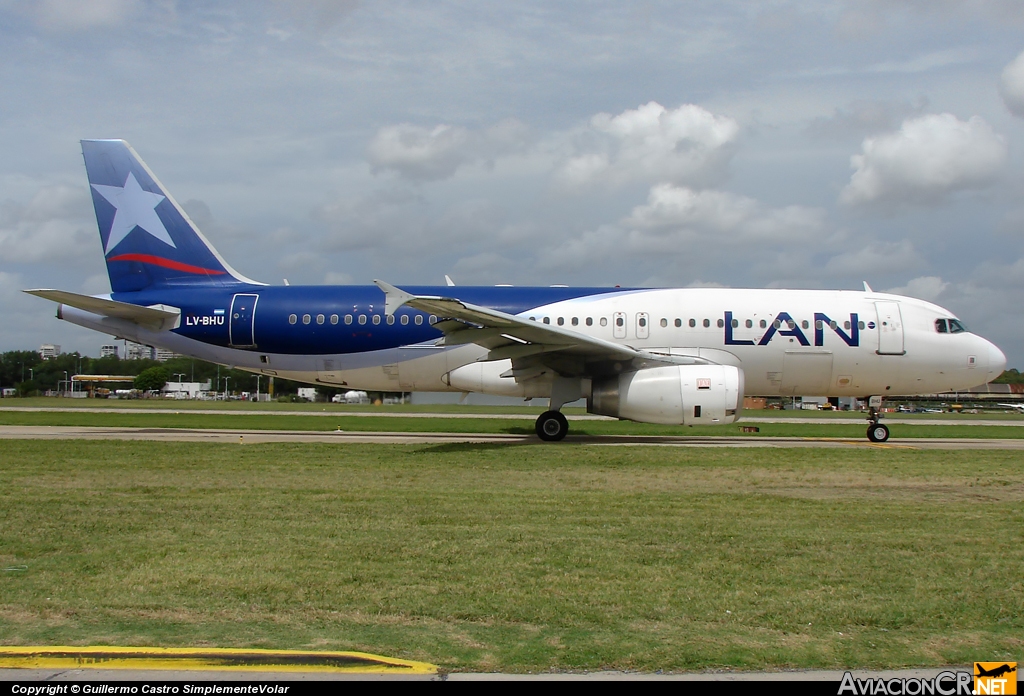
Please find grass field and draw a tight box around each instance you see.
[1,440,1021,672]
[1,408,1023,439]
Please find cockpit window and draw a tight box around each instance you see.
[948,319,966,333]
[935,319,948,333]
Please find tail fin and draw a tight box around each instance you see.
[81,139,262,293]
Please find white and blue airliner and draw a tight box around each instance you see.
[27,140,1007,442]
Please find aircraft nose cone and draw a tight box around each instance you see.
[987,340,1007,378]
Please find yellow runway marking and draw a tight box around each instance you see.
[0,646,437,674]
[799,437,919,450]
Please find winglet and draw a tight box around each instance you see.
[863,281,873,292]
[445,274,455,287]
[373,280,414,316]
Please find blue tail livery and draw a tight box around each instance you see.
[25,139,1007,443]
[81,139,262,292]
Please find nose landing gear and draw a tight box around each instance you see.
[866,403,890,442]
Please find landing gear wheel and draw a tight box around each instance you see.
[867,423,890,443]
[536,410,569,442]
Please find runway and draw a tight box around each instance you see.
[3,425,1023,448]
[3,406,1023,427]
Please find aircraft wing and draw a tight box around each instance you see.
[374,280,711,378]
[24,289,181,332]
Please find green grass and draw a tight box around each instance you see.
[1,409,1023,439]
[1,441,1021,671]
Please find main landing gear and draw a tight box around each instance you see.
[536,410,569,442]
[866,403,890,443]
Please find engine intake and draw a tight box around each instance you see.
[589,365,744,425]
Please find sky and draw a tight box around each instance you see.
[2,0,1024,366]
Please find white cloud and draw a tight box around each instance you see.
[554,102,739,190]
[367,119,530,181]
[1000,50,1024,118]
[885,275,949,301]
[625,184,825,244]
[823,240,922,276]
[543,184,825,271]
[323,271,354,285]
[840,114,1007,207]
[0,184,95,264]
[4,0,138,31]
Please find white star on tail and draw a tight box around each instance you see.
[92,172,176,254]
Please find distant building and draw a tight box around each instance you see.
[125,341,154,360]
[100,344,119,358]
[154,347,178,362]
[39,344,61,360]
[297,387,318,401]
[161,380,212,399]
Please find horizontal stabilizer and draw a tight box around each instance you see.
[24,289,180,331]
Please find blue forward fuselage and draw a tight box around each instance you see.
[121,285,627,355]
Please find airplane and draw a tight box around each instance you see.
[25,139,1008,443]
[996,403,1024,412]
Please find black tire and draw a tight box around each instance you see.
[536,410,569,441]
[867,423,890,443]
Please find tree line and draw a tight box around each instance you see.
[0,349,312,397]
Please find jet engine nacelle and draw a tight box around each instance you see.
[444,359,550,398]
[589,364,744,425]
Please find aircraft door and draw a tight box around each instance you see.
[613,312,627,339]
[230,293,259,347]
[874,301,905,355]
[635,312,650,339]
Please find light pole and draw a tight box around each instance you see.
[28,368,33,382]
[255,375,261,402]
[63,370,68,395]
[224,377,230,400]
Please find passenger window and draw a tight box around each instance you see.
[288,314,297,325]
[717,319,724,328]
[600,317,608,327]
[317,314,325,325]
[386,315,395,325]
[731,319,739,328]
[358,315,366,325]
[745,319,752,329]
[429,315,437,325]
[529,317,536,321]
[373,315,381,325]
[401,315,409,325]
[801,320,809,329]
[638,317,646,328]
[843,321,850,330]
[557,317,564,326]
[760,319,767,329]
[572,317,579,326]
[830,321,837,330]
[543,317,550,324]
[616,317,624,327]
[344,314,353,325]
[415,315,423,325]
[675,318,682,328]
[586,317,593,326]
[703,319,710,328]
[660,318,668,328]
[787,320,795,329]
[858,321,865,330]
[773,320,781,329]
[330,314,338,325]
[689,319,696,328]
[302,314,311,325]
